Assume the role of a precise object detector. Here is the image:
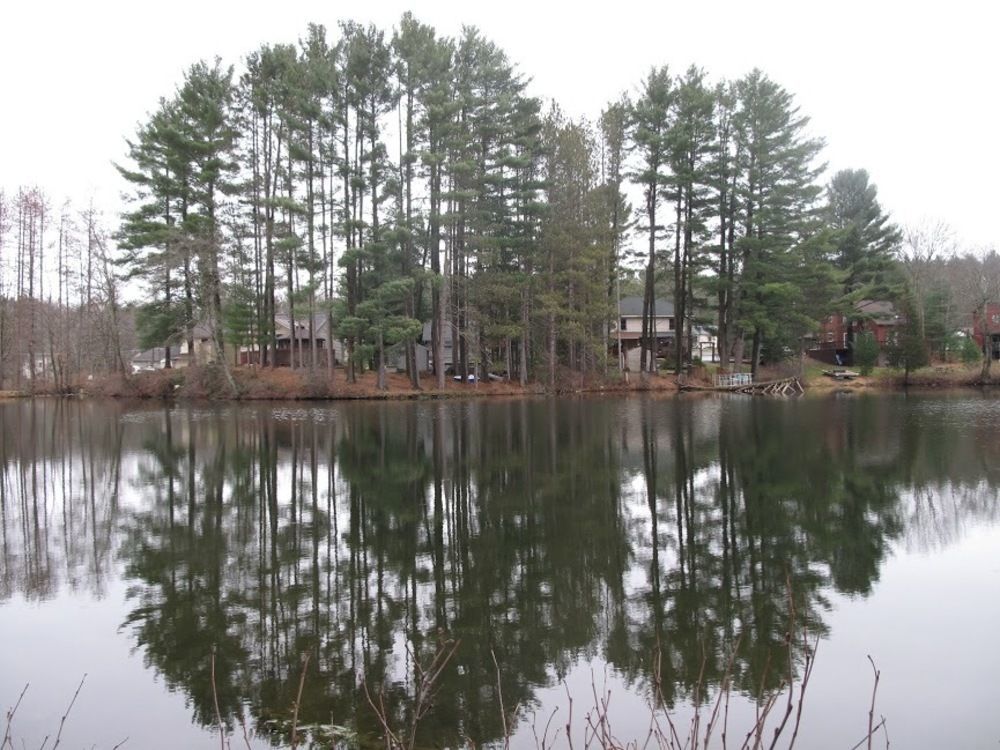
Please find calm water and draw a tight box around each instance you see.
[1,395,998,749]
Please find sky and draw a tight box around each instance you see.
[1,0,998,248]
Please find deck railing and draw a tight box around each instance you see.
[714,372,753,388]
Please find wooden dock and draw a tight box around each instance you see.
[680,376,804,395]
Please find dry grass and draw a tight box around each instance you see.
[802,360,1000,392]
[71,365,681,402]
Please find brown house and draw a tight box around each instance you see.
[239,313,342,367]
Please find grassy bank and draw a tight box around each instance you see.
[75,365,682,401]
[800,360,1000,392]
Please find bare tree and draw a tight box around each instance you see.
[946,249,1000,379]
[899,221,956,344]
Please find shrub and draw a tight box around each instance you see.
[179,364,235,399]
[960,335,982,365]
[141,370,183,398]
[854,331,879,375]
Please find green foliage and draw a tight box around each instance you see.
[886,299,929,378]
[135,300,184,352]
[959,334,982,365]
[115,16,895,386]
[118,58,236,351]
[221,286,256,349]
[825,168,901,298]
[887,331,929,377]
[854,331,879,375]
[717,69,833,370]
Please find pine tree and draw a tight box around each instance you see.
[392,12,437,388]
[730,69,828,377]
[629,68,674,373]
[599,98,631,374]
[826,169,900,293]
[707,80,739,371]
[175,58,238,377]
[538,110,612,385]
[667,66,715,373]
[416,33,455,389]
[117,100,188,368]
[824,168,902,349]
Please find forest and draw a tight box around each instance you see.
[0,14,996,393]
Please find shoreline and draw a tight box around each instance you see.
[4,363,999,402]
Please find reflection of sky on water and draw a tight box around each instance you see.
[0,581,219,749]
[1,395,999,749]
[512,521,1000,750]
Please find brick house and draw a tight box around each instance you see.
[810,300,902,365]
[971,303,1000,360]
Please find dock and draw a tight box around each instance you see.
[680,375,804,395]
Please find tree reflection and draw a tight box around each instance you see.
[0,399,124,601]
[1,395,998,746]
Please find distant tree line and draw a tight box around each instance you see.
[4,14,997,391]
[0,188,131,391]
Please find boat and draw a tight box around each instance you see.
[822,369,860,380]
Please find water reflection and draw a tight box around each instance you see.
[1,394,998,746]
[0,399,124,601]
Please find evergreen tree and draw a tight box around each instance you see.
[599,97,631,374]
[539,110,612,386]
[854,331,879,375]
[629,68,673,373]
[109,18,869,392]
[175,58,238,372]
[667,66,715,373]
[117,99,188,368]
[825,168,901,350]
[707,80,739,371]
[730,69,829,377]
[826,168,900,296]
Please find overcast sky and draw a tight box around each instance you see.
[2,0,997,248]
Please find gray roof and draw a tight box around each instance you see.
[618,296,674,317]
[131,347,166,364]
[856,300,900,325]
[275,313,330,339]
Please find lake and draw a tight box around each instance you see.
[1,394,998,749]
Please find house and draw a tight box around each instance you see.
[420,321,459,373]
[810,300,902,365]
[611,296,675,370]
[131,347,169,372]
[394,342,429,374]
[171,323,218,368]
[130,323,219,372]
[239,313,342,367]
[971,303,1000,360]
[692,326,718,363]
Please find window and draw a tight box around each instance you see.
[827,332,834,342]
[620,318,627,331]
